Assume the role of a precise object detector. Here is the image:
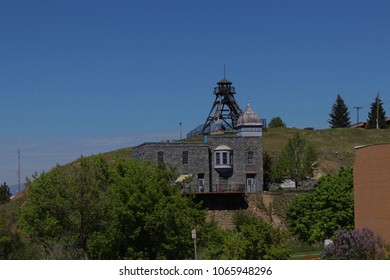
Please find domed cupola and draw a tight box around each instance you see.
[236,102,263,137]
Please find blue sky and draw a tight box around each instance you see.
[1,0,389,186]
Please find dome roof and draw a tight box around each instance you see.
[237,104,262,127]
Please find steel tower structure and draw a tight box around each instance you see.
[202,78,242,134]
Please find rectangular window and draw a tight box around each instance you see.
[222,152,228,165]
[182,151,189,165]
[157,151,164,163]
[247,151,254,165]
[216,152,220,165]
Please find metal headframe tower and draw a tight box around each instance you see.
[201,76,242,134]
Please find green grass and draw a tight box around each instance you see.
[263,127,390,176]
[289,239,323,260]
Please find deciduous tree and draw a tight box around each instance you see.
[268,117,286,128]
[274,133,317,187]
[286,167,354,244]
[86,158,206,260]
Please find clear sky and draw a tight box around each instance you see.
[1,0,389,186]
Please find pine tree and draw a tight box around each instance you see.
[367,94,387,129]
[0,182,12,205]
[328,95,351,128]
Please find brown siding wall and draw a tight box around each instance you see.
[354,144,390,242]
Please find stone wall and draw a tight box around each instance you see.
[132,133,263,193]
[208,135,263,192]
[133,142,211,191]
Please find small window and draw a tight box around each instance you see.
[247,151,254,165]
[216,152,220,165]
[214,150,233,167]
[157,151,164,163]
[222,152,228,165]
[182,151,189,165]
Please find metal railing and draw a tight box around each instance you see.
[181,184,245,194]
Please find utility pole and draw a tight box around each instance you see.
[17,149,21,193]
[179,122,182,140]
[353,106,363,125]
[376,92,380,129]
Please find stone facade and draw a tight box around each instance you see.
[132,133,263,193]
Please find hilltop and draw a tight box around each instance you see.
[40,127,390,183]
[263,127,390,176]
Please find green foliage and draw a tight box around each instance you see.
[0,182,12,205]
[286,167,354,244]
[273,133,317,187]
[262,151,272,188]
[19,156,206,259]
[86,158,206,260]
[231,211,291,260]
[200,211,290,260]
[328,94,351,128]
[367,95,387,129]
[268,117,286,128]
[19,166,72,247]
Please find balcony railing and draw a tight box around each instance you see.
[181,184,245,194]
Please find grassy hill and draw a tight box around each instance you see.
[263,127,390,176]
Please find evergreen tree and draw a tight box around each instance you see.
[328,95,351,128]
[0,182,11,205]
[367,94,387,129]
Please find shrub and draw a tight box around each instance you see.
[321,227,387,260]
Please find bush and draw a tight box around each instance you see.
[268,117,286,128]
[321,227,387,260]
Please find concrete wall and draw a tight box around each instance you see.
[354,143,390,242]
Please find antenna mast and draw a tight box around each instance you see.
[17,149,21,193]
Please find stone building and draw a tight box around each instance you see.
[132,78,263,195]
[354,143,390,242]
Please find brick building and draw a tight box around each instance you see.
[354,143,390,242]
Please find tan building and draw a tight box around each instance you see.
[354,143,390,242]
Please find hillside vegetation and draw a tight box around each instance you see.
[263,127,390,176]
[2,127,390,259]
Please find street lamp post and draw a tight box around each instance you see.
[191,229,197,260]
